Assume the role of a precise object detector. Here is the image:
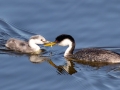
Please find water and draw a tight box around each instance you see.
[0,0,120,90]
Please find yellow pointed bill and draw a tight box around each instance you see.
[44,42,56,47]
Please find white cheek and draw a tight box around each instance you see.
[40,41,44,44]
[35,40,43,44]
[58,39,72,46]
[58,42,67,46]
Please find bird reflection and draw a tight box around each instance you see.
[28,54,77,75]
[65,57,118,68]
[29,55,50,63]
[47,59,77,75]
[0,48,77,75]
[1,47,118,75]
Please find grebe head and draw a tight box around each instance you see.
[29,35,49,52]
[44,34,75,57]
[55,34,75,46]
[30,35,49,44]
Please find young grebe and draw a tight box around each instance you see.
[6,35,49,54]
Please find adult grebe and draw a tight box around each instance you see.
[44,34,120,63]
[5,35,49,54]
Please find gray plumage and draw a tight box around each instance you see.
[5,38,34,53]
[54,34,120,63]
[5,35,48,54]
[72,48,120,63]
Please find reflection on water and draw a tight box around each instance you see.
[29,55,50,63]
[48,59,77,75]
[28,54,77,75]
[65,57,120,68]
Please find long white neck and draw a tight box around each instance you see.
[59,39,75,57]
[29,39,40,51]
[64,44,73,57]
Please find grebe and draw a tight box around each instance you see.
[44,34,120,63]
[5,35,49,54]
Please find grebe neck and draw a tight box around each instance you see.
[29,39,40,51]
[55,34,75,57]
[64,41,75,57]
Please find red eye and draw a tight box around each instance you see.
[55,40,58,43]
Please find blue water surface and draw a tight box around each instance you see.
[0,0,120,90]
